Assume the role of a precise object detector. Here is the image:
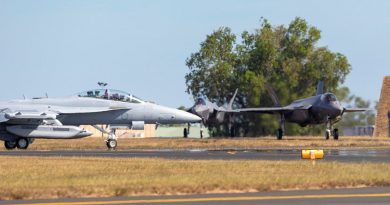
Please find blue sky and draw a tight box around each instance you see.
[0,0,389,107]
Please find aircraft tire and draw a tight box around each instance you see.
[325,130,330,140]
[4,141,17,150]
[183,128,188,138]
[230,126,235,137]
[277,129,283,140]
[16,138,29,149]
[333,128,339,140]
[106,139,117,150]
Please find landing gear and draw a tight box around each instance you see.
[333,128,339,140]
[325,129,331,140]
[106,139,117,149]
[16,138,29,149]
[184,123,190,138]
[92,125,118,150]
[106,132,117,150]
[183,128,188,138]
[4,141,17,150]
[277,128,283,140]
[276,114,285,140]
[200,123,204,139]
[325,118,339,140]
[229,126,235,137]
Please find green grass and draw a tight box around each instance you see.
[1,156,390,200]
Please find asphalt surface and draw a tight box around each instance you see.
[3,187,390,205]
[2,149,390,162]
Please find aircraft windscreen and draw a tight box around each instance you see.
[323,93,337,102]
[77,89,144,103]
[196,98,206,106]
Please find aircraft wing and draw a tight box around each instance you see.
[214,107,240,113]
[238,107,293,114]
[343,108,370,113]
[49,106,131,114]
[238,105,311,114]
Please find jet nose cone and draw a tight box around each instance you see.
[176,110,202,123]
[331,103,344,117]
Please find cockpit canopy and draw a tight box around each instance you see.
[77,89,144,103]
[321,93,337,103]
[196,98,207,106]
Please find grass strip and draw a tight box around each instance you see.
[1,156,390,200]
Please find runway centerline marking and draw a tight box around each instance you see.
[13,192,390,205]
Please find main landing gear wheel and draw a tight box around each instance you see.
[183,128,188,138]
[325,129,331,140]
[106,139,117,150]
[277,128,283,140]
[333,128,339,140]
[4,141,17,150]
[16,138,29,149]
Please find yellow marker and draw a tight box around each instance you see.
[301,149,324,159]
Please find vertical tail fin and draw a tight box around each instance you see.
[265,83,281,107]
[227,89,238,110]
[316,81,324,95]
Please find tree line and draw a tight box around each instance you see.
[185,17,374,137]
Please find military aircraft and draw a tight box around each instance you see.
[185,89,238,137]
[238,82,368,140]
[0,88,201,150]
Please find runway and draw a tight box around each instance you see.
[4,187,390,205]
[1,148,390,162]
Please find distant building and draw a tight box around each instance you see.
[342,126,375,136]
[80,124,207,138]
[156,125,209,138]
[81,124,156,138]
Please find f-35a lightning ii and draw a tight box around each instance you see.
[185,90,238,137]
[0,88,201,150]
[239,82,368,140]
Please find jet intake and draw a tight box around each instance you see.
[109,121,144,130]
[6,125,92,139]
[216,111,226,123]
[131,121,145,130]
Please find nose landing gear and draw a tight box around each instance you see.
[105,131,117,150]
[92,125,118,150]
[325,119,339,140]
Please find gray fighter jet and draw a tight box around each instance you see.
[185,89,238,137]
[0,88,201,150]
[239,82,368,140]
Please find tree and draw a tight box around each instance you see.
[185,17,352,136]
[335,86,376,128]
